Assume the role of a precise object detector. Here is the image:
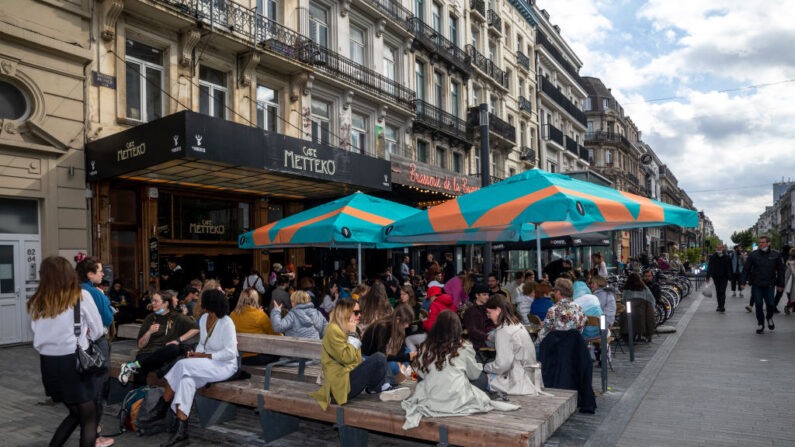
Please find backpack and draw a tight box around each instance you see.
[133,386,168,436]
[119,386,150,432]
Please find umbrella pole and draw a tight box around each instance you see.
[357,243,362,284]
[535,223,542,281]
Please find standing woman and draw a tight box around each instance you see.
[30,256,104,447]
[157,290,238,446]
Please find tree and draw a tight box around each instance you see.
[730,229,756,249]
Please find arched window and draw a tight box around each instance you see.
[0,80,29,120]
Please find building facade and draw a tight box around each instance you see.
[0,0,92,344]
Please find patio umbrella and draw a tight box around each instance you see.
[383,169,698,278]
[238,192,421,283]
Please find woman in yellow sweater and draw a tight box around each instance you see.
[230,288,281,365]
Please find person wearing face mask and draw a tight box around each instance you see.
[706,244,732,312]
[740,236,787,334]
[118,290,199,387]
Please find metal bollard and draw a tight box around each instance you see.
[626,301,634,362]
[600,315,608,393]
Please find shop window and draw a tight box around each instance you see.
[175,196,249,241]
[311,98,330,145]
[0,198,38,234]
[157,193,172,238]
[110,230,137,292]
[125,40,163,122]
[0,80,29,121]
[199,65,227,118]
[351,112,368,154]
[256,85,279,132]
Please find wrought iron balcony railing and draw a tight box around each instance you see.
[539,76,587,126]
[517,50,530,71]
[584,130,633,150]
[367,0,414,33]
[520,146,536,163]
[627,172,640,186]
[470,0,485,17]
[466,45,507,89]
[300,42,414,109]
[542,123,564,147]
[519,96,533,115]
[410,18,471,77]
[413,99,471,145]
[466,108,516,144]
[490,175,504,184]
[487,9,502,32]
[578,144,589,161]
[536,30,581,84]
[565,136,578,154]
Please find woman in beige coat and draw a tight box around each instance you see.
[483,294,546,396]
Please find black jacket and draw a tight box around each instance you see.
[742,249,786,287]
[707,252,732,281]
[538,329,596,413]
[544,259,570,282]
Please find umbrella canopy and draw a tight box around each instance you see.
[383,169,698,245]
[237,192,421,249]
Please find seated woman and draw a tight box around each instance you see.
[230,288,281,366]
[359,282,393,329]
[154,290,238,447]
[572,282,603,339]
[310,298,410,410]
[621,273,657,307]
[482,295,545,397]
[319,281,342,315]
[119,290,199,387]
[397,285,426,351]
[401,310,519,430]
[589,276,617,327]
[362,304,416,379]
[271,291,327,339]
[529,281,554,322]
[537,278,587,343]
[514,279,536,325]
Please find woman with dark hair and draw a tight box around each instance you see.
[362,304,416,379]
[320,281,343,314]
[29,256,104,447]
[359,282,393,329]
[622,272,656,306]
[154,289,238,446]
[483,295,545,396]
[397,285,427,352]
[401,310,518,430]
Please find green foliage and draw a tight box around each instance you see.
[730,229,756,249]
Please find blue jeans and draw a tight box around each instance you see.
[752,285,775,325]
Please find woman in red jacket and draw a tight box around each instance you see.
[423,292,456,331]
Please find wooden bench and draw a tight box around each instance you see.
[113,324,579,446]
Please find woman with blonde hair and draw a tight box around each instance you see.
[230,288,281,365]
[29,256,104,447]
[310,299,408,410]
[271,290,327,338]
[359,282,393,329]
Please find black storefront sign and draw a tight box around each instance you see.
[148,237,159,278]
[85,111,391,191]
[502,232,612,250]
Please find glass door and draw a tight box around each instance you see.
[0,241,21,344]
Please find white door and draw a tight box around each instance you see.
[0,241,22,344]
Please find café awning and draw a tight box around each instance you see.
[85,111,391,199]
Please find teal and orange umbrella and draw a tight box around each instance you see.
[383,169,698,275]
[237,192,421,282]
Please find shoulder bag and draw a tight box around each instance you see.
[74,298,105,374]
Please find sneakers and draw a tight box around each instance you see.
[118,362,138,386]
[768,319,775,330]
[95,436,115,447]
[379,387,411,402]
[745,305,753,313]
[756,325,764,334]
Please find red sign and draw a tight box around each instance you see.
[406,163,480,194]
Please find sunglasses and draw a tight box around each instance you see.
[353,310,361,316]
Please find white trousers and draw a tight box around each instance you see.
[164,357,237,416]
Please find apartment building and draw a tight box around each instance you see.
[530,5,588,174]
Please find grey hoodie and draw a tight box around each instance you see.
[270,303,327,339]
[592,286,617,327]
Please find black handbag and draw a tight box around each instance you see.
[73,299,105,374]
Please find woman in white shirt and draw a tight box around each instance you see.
[592,253,608,277]
[157,289,238,446]
[29,256,104,447]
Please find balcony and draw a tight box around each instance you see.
[490,175,505,184]
[536,30,581,85]
[538,76,587,126]
[466,108,516,149]
[565,136,579,154]
[520,146,536,164]
[578,144,590,162]
[517,50,530,71]
[466,45,508,90]
[627,172,640,186]
[413,99,471,147]
[410,18,471,78]
[584,130,633,150]
[542,123,564,147]
[366,0,414,34]
[152,0,308,68]
[470,0,486,20]
[487,9,502,34]
[518,96,533,116]
[300,42,414,110]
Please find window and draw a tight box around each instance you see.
[489,95,496,114]
[256,85,279,131]
[385,125,398,160]
[605,149,613,165]
[505,25,511,48]
[435,146,446,169]
[520,122,526,146]
[417,140,429,163]
[490,153,497,176]
[548,162,557,173]
[199,0,228,25]
[383,45,396,81]
[415,61,426,101]
[414,0,424,20]
[588,149,594,164]
[449,14,458,45]
[125,39,163,122]
[583,97,592,111]
[505,69,512,91]
[199,65,227,118]
[350,25,365,65]
[0,80,29,121]
[602,98,610,110]
[434,72,443,108]
[311,98,330,145]
[509,168,516,177]
[518,78,524,97]
[474,150,480,174]
[517,35,523,53]
[488,41,496,60]
[472,86,479,106]
[453,152,463,173]
[309,3,328,48]
[432,2,442,32]
[471,29,479,50]
[256,0,277,19]
[587,121,593,132]
[450,82,459,118]
[351,112,367,154]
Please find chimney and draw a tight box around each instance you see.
[553,25,560,34]
[541,9,549,19]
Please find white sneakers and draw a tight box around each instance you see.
[118,362,138,386]
[379,387,412,402]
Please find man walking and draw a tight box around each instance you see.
[730,245,744,297]
[706,244,731,312]
[740,236,786,334]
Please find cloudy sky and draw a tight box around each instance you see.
[537,0,795,243]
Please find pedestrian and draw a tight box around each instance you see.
[706,244,732,312]
[400,255,411,283]
[591,253,608,277]
[784,251,795,314]
[730,245,745,298]
[29,256,104,447]
[773,245,791,312]
[740,236,786,334]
